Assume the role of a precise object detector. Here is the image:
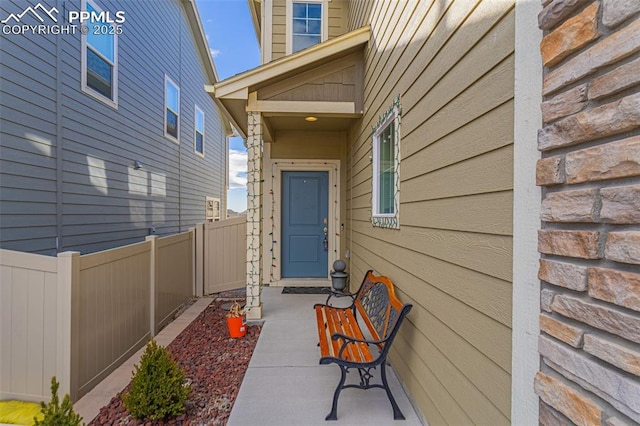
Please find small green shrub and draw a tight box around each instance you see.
[34,376,84,426]
[122,339,190,421]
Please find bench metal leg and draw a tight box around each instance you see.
[326,365,347,421]
[381,362,405,420]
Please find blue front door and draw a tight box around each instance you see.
[282,171,329,278]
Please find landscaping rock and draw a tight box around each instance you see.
[88,300,261,426]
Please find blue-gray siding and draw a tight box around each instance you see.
[0,0,227,255]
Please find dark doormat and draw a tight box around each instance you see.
[282,286,330,294]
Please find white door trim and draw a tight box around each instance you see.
[263,159,340,285]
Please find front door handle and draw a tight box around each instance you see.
[323,223,328,251]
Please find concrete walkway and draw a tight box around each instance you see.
[75,288,424,425]
[228,287,424,425]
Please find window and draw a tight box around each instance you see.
[372,97,401,229]
[194,106,205,156]
[287,1,327,54]
[206,197,221,222]
[165,75,180,141]
[81,0,118,107]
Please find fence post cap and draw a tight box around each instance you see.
[57,251,80,257]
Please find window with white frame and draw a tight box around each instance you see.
[206,196,221,222]
[194,106,205,156]
[165,75,180,141]
[372,97,401,229]
[287,0,327,54]
[81,0,118,107]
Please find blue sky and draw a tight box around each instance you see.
[195,0,260,212]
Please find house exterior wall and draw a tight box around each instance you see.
[534,1,640,424]
[270,131,344,159]
[346,0,515,424]
[0,0,227,255]
[272,0,287,59]
[270,0,349,61]
[262,130,348,283]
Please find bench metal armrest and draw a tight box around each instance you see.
[331,333,385,346]
[331,333,387,361]
[323,288,357,306]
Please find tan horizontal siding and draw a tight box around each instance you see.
[402,100,514,178]
[402,56,515,149]
[401,191,513,235]
[402,145,514,203]
[351,246,511,423]
[351,220,511,282]
[346,0,515,423]
[328,0,348,39]
[272,1,286,60]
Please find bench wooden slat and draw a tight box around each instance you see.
[347,310,373,362]
[326,307,347,360]
[355,300,382,342]
[337,309,372,363]
[335,308,361,362]
[332,308,360,362]
[315,305,331,358]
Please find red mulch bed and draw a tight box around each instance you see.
[88,299,261,426]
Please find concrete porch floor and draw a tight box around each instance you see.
[75,287,425,425]
[229,287,424,425]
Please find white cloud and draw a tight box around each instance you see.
[229,149,247,190]
[210,48,221,58]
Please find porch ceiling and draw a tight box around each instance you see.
[266,116,355,132]
[209,26,370,140]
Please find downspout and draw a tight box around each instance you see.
[178,10,183,231]
[55,0,64,253]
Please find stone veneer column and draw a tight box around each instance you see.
[536,1,640,424]
[246,112,263,319]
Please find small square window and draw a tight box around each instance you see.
[195,106,204,156]
[372,97,401,229]
[165,76,180,142]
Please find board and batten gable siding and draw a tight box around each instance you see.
[0,0,226,255]
[0,0,60,254]
[346,0,515,424]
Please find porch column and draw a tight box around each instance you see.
[246,112,263,319]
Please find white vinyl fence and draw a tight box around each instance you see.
[0,219,245,403]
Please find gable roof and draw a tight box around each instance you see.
[183,0,219,84]
[210,25,370,138]
[247,0,261,46]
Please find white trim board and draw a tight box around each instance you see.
[512,0,543,423]
[262,158,341,284]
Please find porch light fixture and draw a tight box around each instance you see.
[133,160,143,170]
[305,116,318,122]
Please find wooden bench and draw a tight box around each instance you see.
[314,270,413,421]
